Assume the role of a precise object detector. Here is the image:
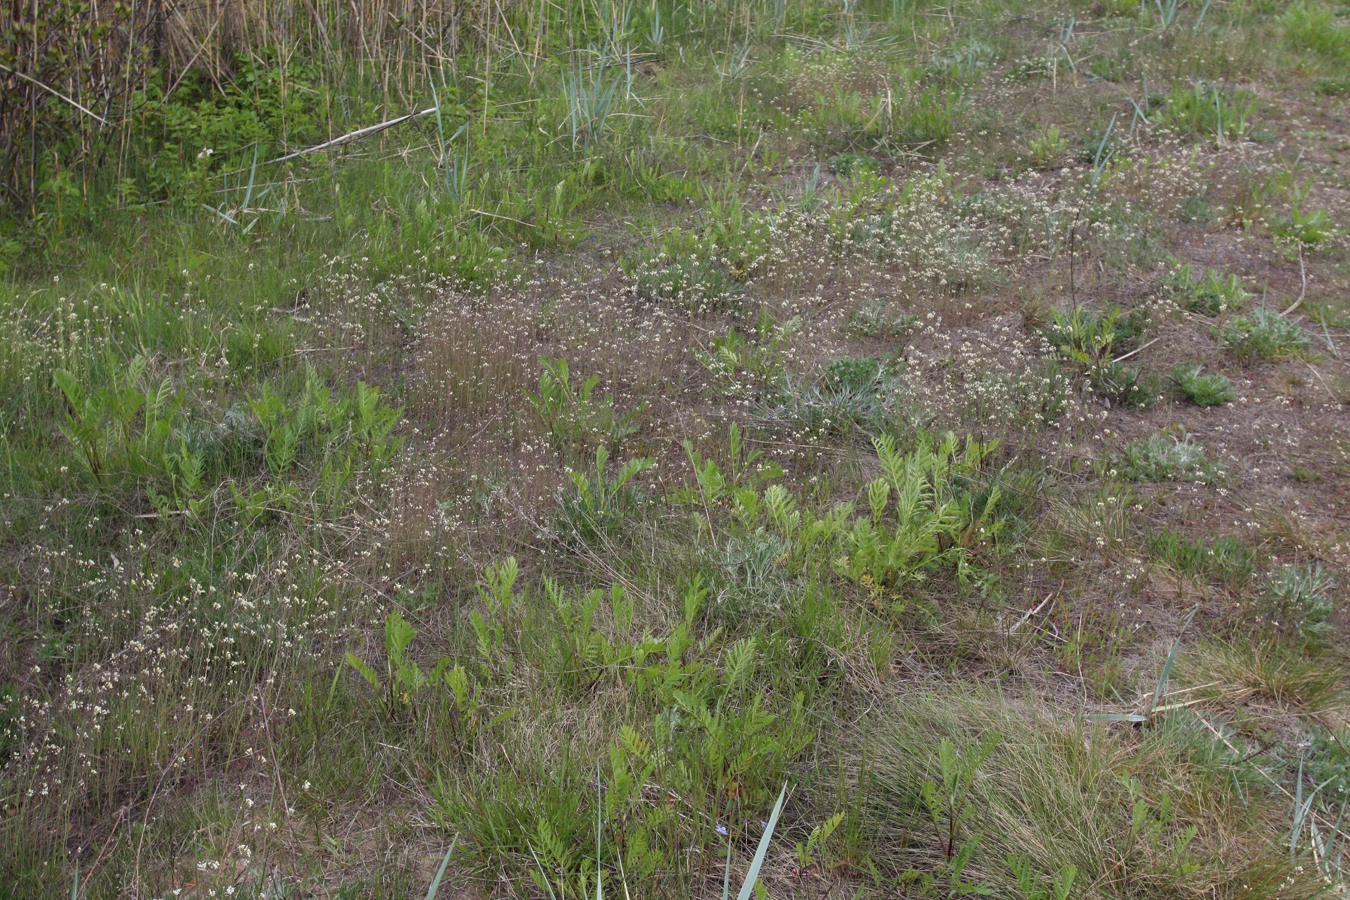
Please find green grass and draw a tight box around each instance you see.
[1282,2,1350,63]
[1148,527,1257,588]
[1159,83,1256,144]
[2,0,1347,896]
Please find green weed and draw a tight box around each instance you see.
[1113,432,1223,483]
[1043,306,1154,405]
[1160,83,1255,144]
[1161,263,1247,316]
[529,357,647,461]
[1281,2,1350,62]
[1171,364,1237,406]
[556,446,656,547]
[1027,125,1069,169]
[695,311,802,399]
[1219,308,1311,360]
[1258,563,1338,640]
[345,611,478,727]
[1147,528,1256,588]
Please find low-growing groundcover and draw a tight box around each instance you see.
[1,0,1349,897]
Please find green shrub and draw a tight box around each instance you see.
[1161,264,1247,316]
[1043,306,1154,405]
[1171,364,1236,407]
[830,152,882,178]
[1257,563,1337,639]
[1114,433,1222,483]
[1218,308,1310,360]
[777,356,904,438]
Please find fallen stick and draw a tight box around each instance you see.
[1112,336,1160,364]
[258,106,439,167]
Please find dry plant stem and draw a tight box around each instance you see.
[258,107,440,168]
[1281,252,1308,317]
[1112,337,1161,364]
[0,62,109,125]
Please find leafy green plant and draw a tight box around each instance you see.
[1007,854,1077,900]
[1161,263,1247,316]
[1219,308,1310,360]
[1119,775,1201,878]
[1043,306,1152,405]
[1171,364,1236,407]
[675,423,783,544]
[1027,125,1068,169]
[346,611,477,725]
[53,355,169,484]
[921,735,1000,861]
[1271,200,1341,252]
[469,557,521,675]
[900,737,1000,895]
[617,638,812,824]
[1257,563,1337,640]
[556,446,655,546]
[545,579,647,693]
[529,356,646,460]
[1112,437,1220,485]
[1091,361,1155,408]
[830,432,1004,603]
[1114,432,1222,483]
[794,811,845,874]
[695,311,802,399]
[893,85,964,152]
[698,191,774,280]
[1043,306,1145,370]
